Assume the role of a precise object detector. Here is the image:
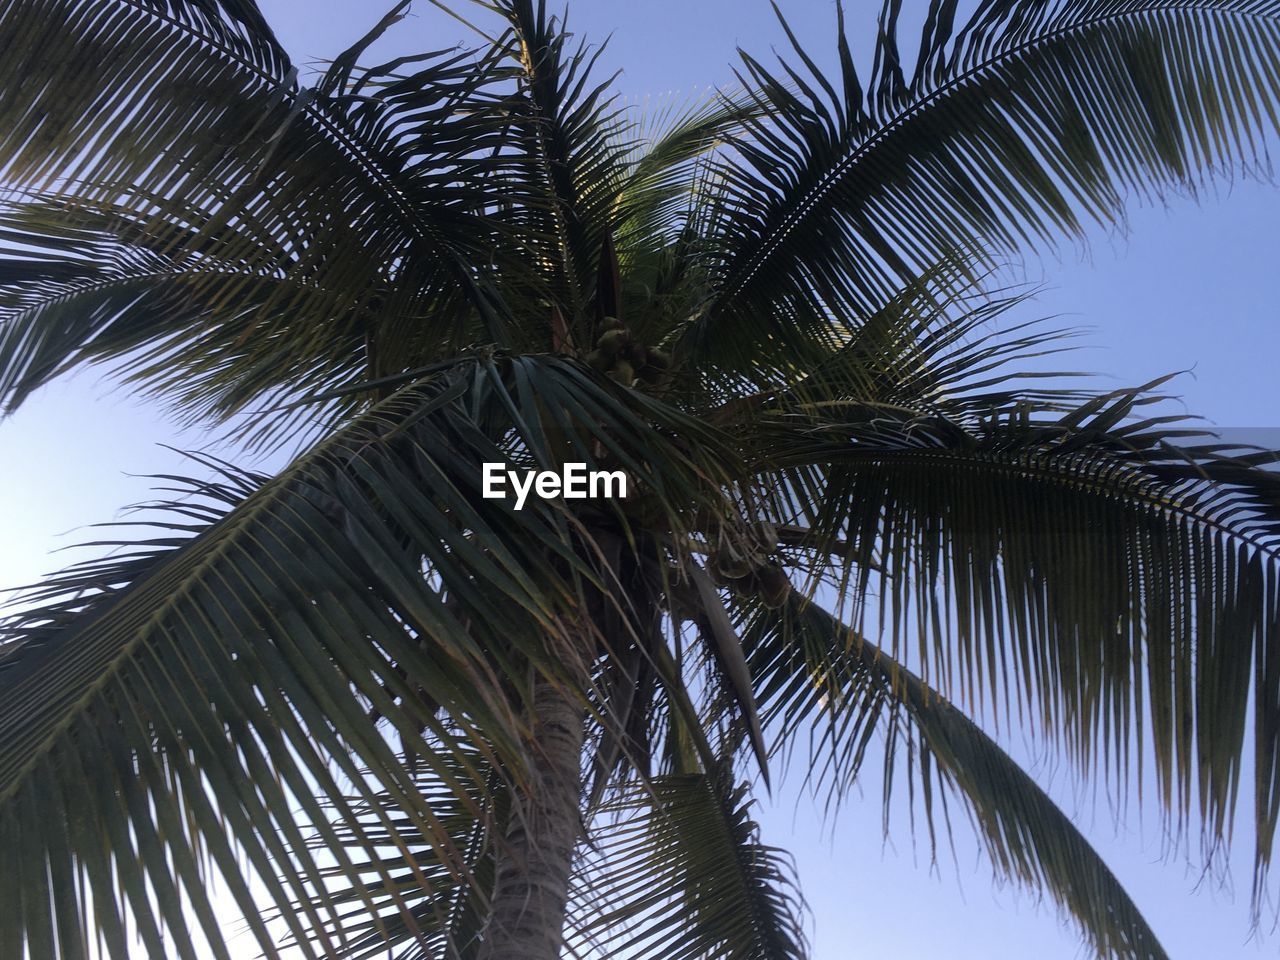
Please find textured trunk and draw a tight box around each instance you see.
[479,674,585,960]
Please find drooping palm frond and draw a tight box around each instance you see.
[0,372,539,959]
[0,0,521,427]
[742,381,1280,896]
[0,196,372,434]
[570,764,808,960]
[277,745,506,960]
[740,597,1168,960]
[0,351,752,957]
[684,0,1280,375]
[0,0,291,199]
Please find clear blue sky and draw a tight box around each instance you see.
[3,1,1280,956]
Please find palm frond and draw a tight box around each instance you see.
[571,764,808,960]
[0,371,542,957]
[0,0,520,426]
[741,597,1168,960]
[0,352,747,957]
[277,745,505,960]
[685,0,1280,374]
[611,93,761,250]
[482,0,632,339]
[746,381,1280,904]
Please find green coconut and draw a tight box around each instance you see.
[607,360,635,385]
[596,328,629,357]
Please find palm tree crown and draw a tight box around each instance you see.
[5,1,1280,958]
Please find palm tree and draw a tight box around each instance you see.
[6,0,1280,957]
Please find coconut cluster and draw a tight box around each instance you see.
[585,317,671,388]
[709,521,792,608]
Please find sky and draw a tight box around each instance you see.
[4,0,1280,957]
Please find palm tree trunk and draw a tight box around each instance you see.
[479,673,584,960]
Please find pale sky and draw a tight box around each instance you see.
[4,1,1280,956]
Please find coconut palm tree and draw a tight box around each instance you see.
[6,0,1280,957]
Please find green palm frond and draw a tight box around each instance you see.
[9,2,1280,957]
[611,94,762,253]
[747,384,1280,885]
[0,0,519,423]
[572,764,808,960]
[277,746,505,960]
[481,0,632,336]
[0,352,750,957]
[0,373,535,958]
[750,259,1088,413]
[0,197,366,428]
[741,597,1168,960]
[0,0,289,197]
[685,0,1280,373]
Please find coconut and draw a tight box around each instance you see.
[596,328,629,357]
[646,347,672,369]
[757,564,792,608]
[753,521,779,550]
[608,360,635,385]
[714,548,754,581]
